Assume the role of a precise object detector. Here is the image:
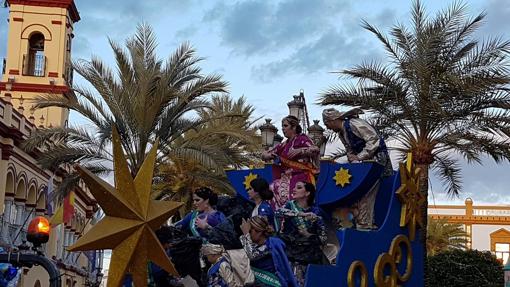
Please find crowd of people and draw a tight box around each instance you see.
[130,108,392,287]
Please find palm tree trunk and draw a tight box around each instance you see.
[417,163,429,287]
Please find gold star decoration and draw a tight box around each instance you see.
[68,128,183,287]
[395,154,425,241]
[243,172,258,190]
[333,167,352,188]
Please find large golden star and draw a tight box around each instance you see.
[333,167,352,188]
[68,128,183,287]
[395,157,425,241]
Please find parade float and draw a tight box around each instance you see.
[225,92,426,286]
[226,157,425,287]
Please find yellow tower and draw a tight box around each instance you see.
[0,0,80,127]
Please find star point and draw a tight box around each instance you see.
[243,172,258,190]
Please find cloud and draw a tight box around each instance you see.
[429,156,510,205]
[251,29,382,82]
[476,0,510,39]
[207,0,348,56]
[72,0,197,57]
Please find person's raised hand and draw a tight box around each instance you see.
[240,218,251,235]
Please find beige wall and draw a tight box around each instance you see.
[472,224,510,251]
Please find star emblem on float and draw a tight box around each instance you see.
[333,167,352,187]
[395,155,425,241]
[243,172,258,190]
[68,128,182,287]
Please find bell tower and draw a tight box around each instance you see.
[0,0,80,127]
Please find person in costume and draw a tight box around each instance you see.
[262,115,320,209]
[275,181,328,286]
[202,243,239,287]
[176,187,227,241]
[322,108,393,230]
[248,178,275,227]
[240,216,298,287]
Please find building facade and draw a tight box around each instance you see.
[429,198,510,264]
[0,1,102,286]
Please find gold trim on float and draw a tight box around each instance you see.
[347,260,368,287]
[374,234,413,286]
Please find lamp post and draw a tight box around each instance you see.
[308,120,326,157]
[259,119,278,149]
[287,95,304,119]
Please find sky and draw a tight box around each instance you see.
[0,0,509,206]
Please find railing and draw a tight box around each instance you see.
[22,53,46,77]
[472,209,510,216]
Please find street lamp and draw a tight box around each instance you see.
[259,119,278,149]
[308,120,326,157]
[287,94,305,119]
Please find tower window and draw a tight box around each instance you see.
[23,33,46,77]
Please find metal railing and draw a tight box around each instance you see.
[22,53,46,77]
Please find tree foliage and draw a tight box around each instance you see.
[428,249,504,287]
[153,95,262,214]
[426,217,468,256]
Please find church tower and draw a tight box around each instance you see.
[0,0,80,127]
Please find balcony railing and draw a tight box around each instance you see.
[22,53,46,77]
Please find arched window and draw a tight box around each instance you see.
[34,280,41,287]
[24,32,45,77]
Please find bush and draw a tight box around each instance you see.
[427,249,504,287]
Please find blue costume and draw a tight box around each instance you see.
[176,210,226,241]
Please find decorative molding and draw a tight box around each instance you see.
[21,23,52,40]
[0,82,69,94]
[6,0,80,22]
[51,20,62,25]
[8,69,19,75]
[48,72,59,77]
[12,17,23,22]
[430,214,510,225]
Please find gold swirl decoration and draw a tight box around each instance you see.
[395,154,425,241]
[347,260,368,287]
[374,234,413,286]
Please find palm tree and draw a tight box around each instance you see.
[153,95,262,214]
[22,23,236,195]
[320,0,510,233]
[427,217,468,256]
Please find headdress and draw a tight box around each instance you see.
[322,108,364,122]
[201,243,225,256]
